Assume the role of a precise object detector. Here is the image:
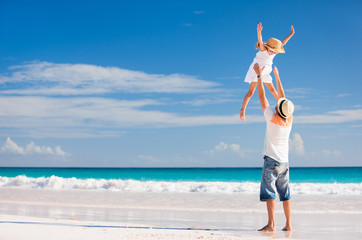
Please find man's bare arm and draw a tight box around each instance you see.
[253,63,269,112]
[274,66,285,99]
[282,25,295,46]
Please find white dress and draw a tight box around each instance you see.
[244,50,276,84]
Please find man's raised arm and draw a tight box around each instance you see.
[253,63,269,112]
[274,66,285,99]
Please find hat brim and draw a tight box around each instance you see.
[277,98,288,118]
[277,98,287,109]
[264,43,285,53]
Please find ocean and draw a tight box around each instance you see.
[0,167,361,195]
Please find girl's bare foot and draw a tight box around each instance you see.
[258,225,275,232]
[240,109,246,121]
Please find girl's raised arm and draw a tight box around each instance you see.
[257,22,267,51]
[282,25,295,46]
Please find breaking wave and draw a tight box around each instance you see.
[0,175,361,195]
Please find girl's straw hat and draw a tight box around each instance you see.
[264,38,285,53]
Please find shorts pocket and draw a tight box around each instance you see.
[263,168,274,182]
[264,157,278,169]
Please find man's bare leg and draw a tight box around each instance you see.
[258,200,275,232]
[282,200,292,231]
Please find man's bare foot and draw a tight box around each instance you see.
[239,109,246,121]
[258,225,275,232]
[282,226,292,231]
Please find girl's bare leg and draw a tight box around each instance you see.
[265,82,279,100]
[240,82,257,121]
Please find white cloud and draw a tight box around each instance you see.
[288,134,344,164]
[289,133,305,155]
[1,95,362,138]
[321,149,342,157]
[337,94,352,98]
[294,109,362,124]
[229,144,241,152]
[0,137,68,156]
[26,141,53,155]
[137,155,163,163]
[285,88,314,94]
[1,137,25,154]
[0,61,220,95]
[215,141,228,151]
[0,61,361,139]
[54,146,66,156]
[179,97,237,106]
[293,105,308,111]
[0,96,262,138]
[295,109,362,124]
[205,141,252,158]
[284,88,315,99]
[289,134,343,160]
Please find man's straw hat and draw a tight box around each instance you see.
[277,98,294,118]
[264,38,285,54]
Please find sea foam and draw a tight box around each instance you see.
[0,175,361,195]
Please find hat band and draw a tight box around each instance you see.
[278,100,287,118]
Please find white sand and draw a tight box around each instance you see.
[0,214,251,240]
[0,188,361,239]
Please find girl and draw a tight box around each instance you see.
[240,22,294,121]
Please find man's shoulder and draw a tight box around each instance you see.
[264,105,273,111]
[264,105,274,114]
[264,105,274,120]
[270,114,293,127]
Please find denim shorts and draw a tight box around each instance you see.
[260,155,290,201]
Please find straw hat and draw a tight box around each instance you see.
[277,98,294,118]
[264,38,285,54]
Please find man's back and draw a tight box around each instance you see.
[263,106,293,163]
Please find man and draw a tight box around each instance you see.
[253,63,294,232]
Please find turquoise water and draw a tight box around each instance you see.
[0,167,361,183]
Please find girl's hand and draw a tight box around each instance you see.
[291,25,295,35]
[273,66,279,78]
[257,22,263,32]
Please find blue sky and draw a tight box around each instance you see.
[0,0,361,167]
